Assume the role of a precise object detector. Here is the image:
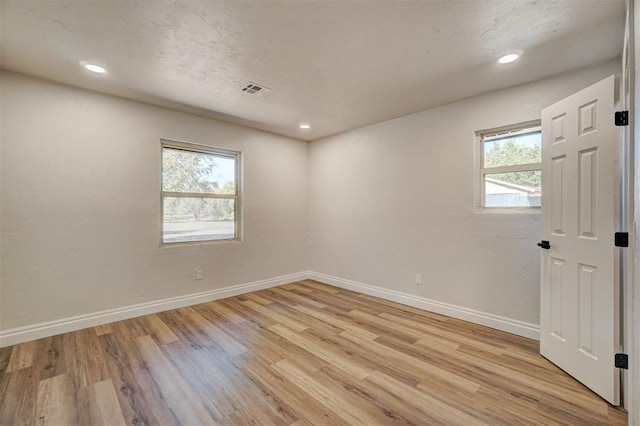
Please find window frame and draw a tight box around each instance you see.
[476,121,542,213]
[160,139,242,245]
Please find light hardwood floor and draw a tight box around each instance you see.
[0,280,628,425]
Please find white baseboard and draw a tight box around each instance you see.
[308,271,540,340]
[0,270,540,348]
[0,272,309,348]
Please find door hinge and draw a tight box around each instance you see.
[615,111,629,126]
[615,232,629,247]
[615,353,628,369]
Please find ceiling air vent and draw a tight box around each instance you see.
[241,82,270,95]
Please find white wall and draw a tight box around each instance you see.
[308,60,620,326]
[0,60,622,339]
[0,72,308,331]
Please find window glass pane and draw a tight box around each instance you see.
[163,197,235,243]
[162,148,236,194]
[483,131,541,168]
[484,171,541,208]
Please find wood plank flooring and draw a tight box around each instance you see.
[0,280,627,425]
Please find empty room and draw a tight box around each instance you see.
[1,0,639,424]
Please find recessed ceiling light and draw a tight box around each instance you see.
[498,53,519,64]
[299,123,311,129]
[82,63,107,74]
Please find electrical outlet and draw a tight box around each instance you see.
[415,273,423,285]
[196,269,203,280]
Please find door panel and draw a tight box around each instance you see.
[550,258,566,341]
[551,156,567,235]
[540,75,618,405]
[578,149,597,238]
[577,263,596,358]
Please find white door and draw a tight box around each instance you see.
[540,75,619,405]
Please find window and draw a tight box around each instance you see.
[478,123,541,210]
[161,140,240,244]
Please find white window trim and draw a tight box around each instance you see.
[475,120,542,214]
[161,139,242,245]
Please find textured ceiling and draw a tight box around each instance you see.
[0,0,625,141]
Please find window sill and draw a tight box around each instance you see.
[475,207,541,215]
[160,238,242,248]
